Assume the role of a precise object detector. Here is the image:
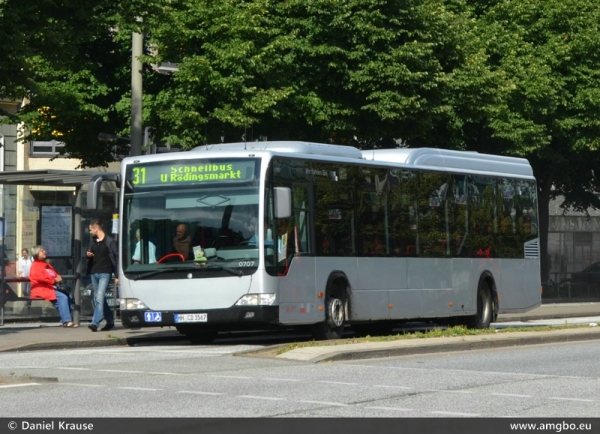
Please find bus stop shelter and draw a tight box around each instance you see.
[0,169,112,326]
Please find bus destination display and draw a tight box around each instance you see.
[128,159,256,187]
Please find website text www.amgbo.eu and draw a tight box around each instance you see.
[510,422,592,432]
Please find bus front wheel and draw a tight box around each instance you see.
[313,283,347,340]
[465,281,493,329]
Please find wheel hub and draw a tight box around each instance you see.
[327,298,344,328]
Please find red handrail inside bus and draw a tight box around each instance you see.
[157,253,186,263]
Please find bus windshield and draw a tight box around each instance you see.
[122,158,261,277]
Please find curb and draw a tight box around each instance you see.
[498,313,599,322]
[300,328,600,363]
[0,334,189,353]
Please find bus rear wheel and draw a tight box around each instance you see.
[465,282,493,329]
[313,283,347,340]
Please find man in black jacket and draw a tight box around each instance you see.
[86,219,118,332]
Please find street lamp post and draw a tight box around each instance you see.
[131,31,143,157]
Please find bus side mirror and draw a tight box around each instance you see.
[87,173,120,210]
[274,187,292,219]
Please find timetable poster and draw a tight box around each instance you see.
[41,205,73,257]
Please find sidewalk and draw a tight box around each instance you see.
[0,303,598,359]
[496,301,599,322]
[0,322,185,353]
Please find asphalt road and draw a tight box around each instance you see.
[1,337,600,418]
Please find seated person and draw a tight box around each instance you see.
[132,229,157,263]
[29,245,77,327]
[173,223,193,259]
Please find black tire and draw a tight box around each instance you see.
[313,281,347,340]
[465,281,493,329]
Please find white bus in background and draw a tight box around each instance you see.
[88,141,541,343]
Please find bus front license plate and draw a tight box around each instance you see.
[175,313,208,323]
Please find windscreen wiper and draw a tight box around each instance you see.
[131,264,243,280]
[131,267,181,281]
[202,263,244,277]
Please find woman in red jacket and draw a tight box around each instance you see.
[29,245,77,327]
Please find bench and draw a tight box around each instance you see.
[15,296,44,302]
[3,275,78,297]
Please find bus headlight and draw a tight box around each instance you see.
[120,298,149,310]
[235,293,276,306]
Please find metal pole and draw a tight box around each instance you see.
[0,230,3,325]
[73,187,82,325]
[0,134,4,326]
[0,226,6,327]
[131,31,143,157]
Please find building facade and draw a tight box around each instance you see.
[1,101,119,300]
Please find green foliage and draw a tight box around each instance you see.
[0,0,135,167]
[467,0,600,278]
[142,0,487,149]
[471,0,600,180]
[2,0,600,278]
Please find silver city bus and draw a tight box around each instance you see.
[88,141,541,343]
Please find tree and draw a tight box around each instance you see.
[7,1,600,291]
[142,0,492,150]
[1,0,497,167]
[0,0,134,167]
[468,0,600,280]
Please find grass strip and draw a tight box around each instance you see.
[275,323,597,356]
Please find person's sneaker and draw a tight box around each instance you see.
[88,324,98,332]
[101,324,114,331]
